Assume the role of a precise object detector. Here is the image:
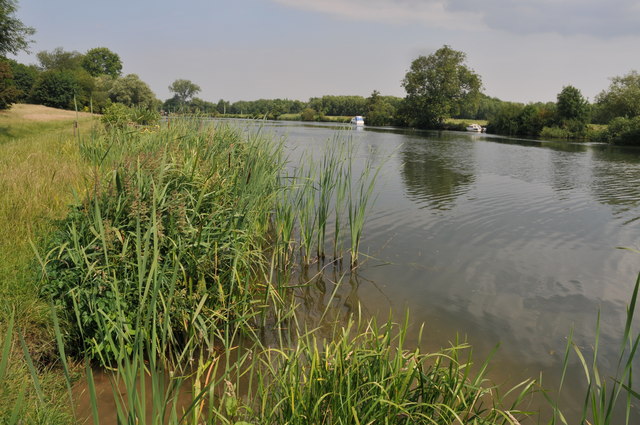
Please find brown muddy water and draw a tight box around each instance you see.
[79,120,640,422]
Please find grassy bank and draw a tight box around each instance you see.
[0,104,96,423]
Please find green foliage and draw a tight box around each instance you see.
[81,47,122,78]
[365,90,397,126]
[168,78,201,104]
[556,85,590,127]
[488,102,557,137]
[29,70,78,109]
[594,70,640,123]
[109,73,158,109]
[227,98,306,117]
[163,96,218,114]
[36,47,84,71]
[0,0,35,56]
[100,102,132,128]
[6,59,37,102]
[596,116,640,145]
[0,59,19,110]
[540,126,572,139]
[300,107,316,121]
[130,105,160,125]
[402,45,482,128]
[40,122,284,361]
[307,95,367,116]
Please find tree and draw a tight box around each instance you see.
[7,58,37,101]
[36,47,84,71]
[556,85,589,126]
[82,47,122,78]
[30,70,79,109]
[109,73,158,109]
[168,79,200,105]
[365,90,396,126]
[0,60,19,109]
[0,0,35,56]
[593,70,640,123]
[401,45,482,128]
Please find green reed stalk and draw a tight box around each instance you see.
[296,161,317,265]
[347,150,380,268]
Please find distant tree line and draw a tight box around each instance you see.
[1,46,159,112]
[1,2,638,147]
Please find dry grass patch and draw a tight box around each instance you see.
[0,104,94,122]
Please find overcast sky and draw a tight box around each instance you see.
[10,0,640,104]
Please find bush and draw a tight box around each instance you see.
[100,102,132,128]
[540,126,571,139]
[602,116,640,145]
[300,107,316,121]
[130,105,160,125]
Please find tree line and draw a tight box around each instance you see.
[1,0,639,145]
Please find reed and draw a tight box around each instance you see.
[347,149,380,268]
[39,119,287,363]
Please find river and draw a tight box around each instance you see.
[241,119,640,421]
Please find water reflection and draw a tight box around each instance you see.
[400,137,476,210]
[590,145,640,214]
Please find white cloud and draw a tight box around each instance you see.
[273,0,640,37]
[272,0,485,31]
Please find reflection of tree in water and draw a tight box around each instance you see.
[400,139,475,211]
[589,146,640,214]
[547,147,592,195]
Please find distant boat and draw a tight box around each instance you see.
[466,123,485,132]
[350,116,365,126]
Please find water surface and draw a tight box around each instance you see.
[242,120,640,420]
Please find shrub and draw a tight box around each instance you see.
[300,107,316,121]
[100,102,132,128]
[603,116,640,145]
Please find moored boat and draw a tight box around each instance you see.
[350,116,365,126]
[466,123,484,132]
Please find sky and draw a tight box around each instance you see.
[9,0,640,104]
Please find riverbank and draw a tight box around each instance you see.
[0,104,96,423]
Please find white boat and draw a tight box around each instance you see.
[350,116,365,126]
[466,123,484,132]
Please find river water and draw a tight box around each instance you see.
[241,120,640,421]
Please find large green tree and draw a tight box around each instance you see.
[593,70,640,123]
[30,70,79,109]
[556,85,589,128]
[401,45,482,128]
[168,79,201,104]
[109,73,158,109]
[0,0,34,56]
[36,47,84,71]
[82,47,122,78]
